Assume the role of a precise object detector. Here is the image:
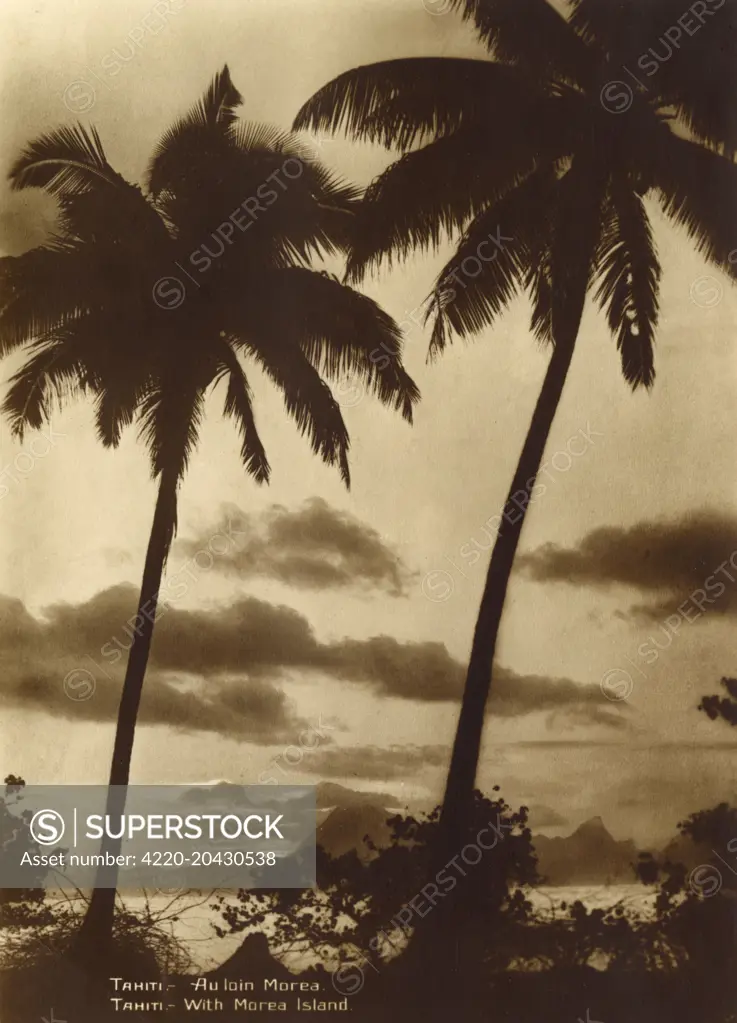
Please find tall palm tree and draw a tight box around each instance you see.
[0,66,418,963]
[294,0,737,865]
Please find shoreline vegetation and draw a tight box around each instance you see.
[2,787,736,1020]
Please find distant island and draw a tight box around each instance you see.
[315,800,648,886]
[531,816,640,886]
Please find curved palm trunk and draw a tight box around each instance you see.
[411,326,584,997]
[72,468,178,969]
[437,325,576,856]
[435,150,605,872]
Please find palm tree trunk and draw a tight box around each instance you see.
[411,155,603,1002]
[405,326,582,996]
[435,148,605,871]
[72,468,178,969]
[436,325,577,859]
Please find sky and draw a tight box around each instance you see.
[1,0,737,848]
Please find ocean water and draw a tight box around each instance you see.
[527,884,658,920]
[0,885,658,973]
[115,883,659,971]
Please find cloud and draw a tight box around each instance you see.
[317,635,465,701]
[298,744,450,782]
[5,662,309,746]
[518,510,737,620]
[488,669,631,729]
[0,591,312,745]
[176,498,416,596]
[527,804,569,829]
[312,640,628,731]
[314,781,401,810]
[180,780,403,811]
[0,585,628,737]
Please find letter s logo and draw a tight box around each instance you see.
[30,809,65,846]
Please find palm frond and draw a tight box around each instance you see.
[293,58,542,150]
[230,122,361,259]
[2,332,96,437]
[197,65,243,127]
[55,182,170,254]
[216,342,270,484]
[8,122,164,275]
[449,0,596,86]
[154,119,359,264]
[93,364,154,449]
[572,0,737,150]
[593,185,660,388]
[0,229,171,358]
[649,129,737,274]
[526,242,554,346]
[10,124,121,195]
[233,328,350,487]
[570,0,648,55]
[231,122,301,155]
[137,378,207,483]
[247,267,419,422]
[425,169,556,357]
[147,65,242,198]
[346,128,540,281]
[0,244,93,356]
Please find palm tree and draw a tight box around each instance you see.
[294,0,737,865]
[0,66,418,964]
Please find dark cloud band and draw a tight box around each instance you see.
[176,498,417,596]
[0,584,626,739]
[518,510,737,621]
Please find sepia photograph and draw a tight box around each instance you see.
[1,0,737,1020]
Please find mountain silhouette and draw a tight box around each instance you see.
[533,816,640,885]
[316,803,394,861]
[314,781,399,810]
